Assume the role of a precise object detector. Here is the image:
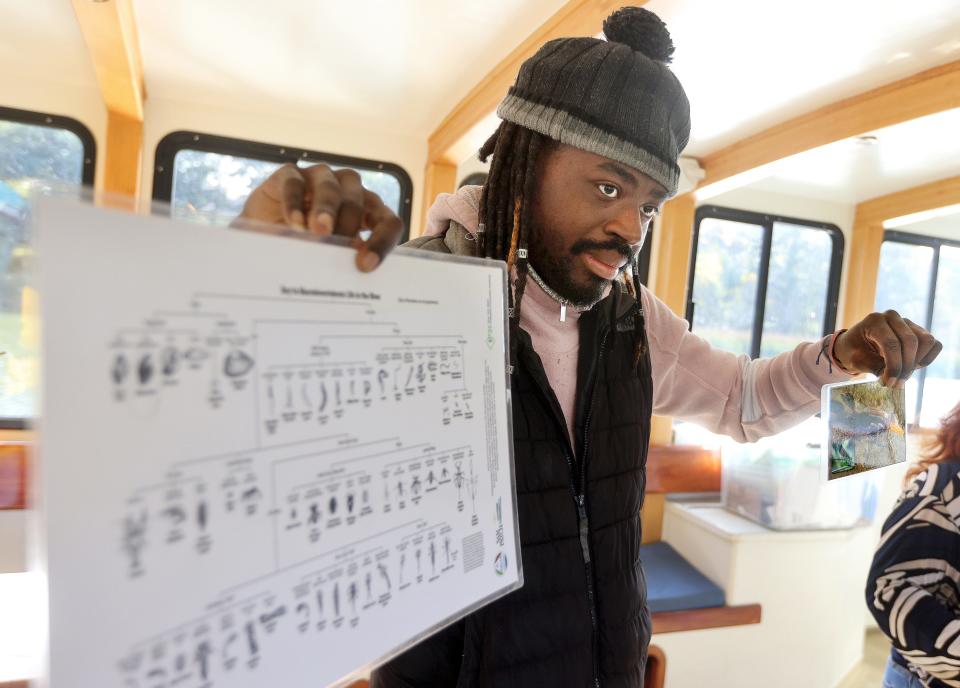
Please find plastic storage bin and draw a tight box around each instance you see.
[721,418,882,530]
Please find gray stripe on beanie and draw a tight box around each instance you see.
[497,93,680,194]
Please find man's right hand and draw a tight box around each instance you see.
[235,163,404,272]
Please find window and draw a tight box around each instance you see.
[153,132,414,240]
[0,106,96,428]
[685,206,844,359]
[875,231,960,427]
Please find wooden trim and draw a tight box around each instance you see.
[651,193,696,316]
[841,175,960,328]
[649,415,674,447]
[104,112,144,199]
[427,0,622,165]
[640,493,665,545]
[646,445,721,494]
[651,603,762,634]
[645,645,667,688]
[0,430,33,443]
[70,0,145,121]
[416,161,458,238]
[700,60,960,188]
[643,178,677,465]
[72,0,145,198]
[644,194,697,537]
[840,219,884,328]
[0,443,29,510]
[642,444,720,544]
[856,175,960,225]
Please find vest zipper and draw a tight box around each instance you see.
[576,329,607,688]
[527,319,612,688]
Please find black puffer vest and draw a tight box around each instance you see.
[373,258,654,687]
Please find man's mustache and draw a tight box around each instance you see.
[569,238,636,261]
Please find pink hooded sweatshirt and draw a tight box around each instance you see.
[424,186,853,444]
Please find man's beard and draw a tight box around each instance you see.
[527,224,635,307]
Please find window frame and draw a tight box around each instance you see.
[0,105,97,186]
[0,106,97,430]
[880,229,960,424]
[458,172,487,189]
[685,205,845,359]
[636,226,653,287]
[152,131,414,240]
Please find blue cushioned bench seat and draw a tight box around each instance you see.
[641,541,725,613]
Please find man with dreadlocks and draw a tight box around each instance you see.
[238,7,942,686]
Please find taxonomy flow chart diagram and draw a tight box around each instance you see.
[36,199,520,688]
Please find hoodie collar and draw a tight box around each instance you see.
[425,185,482,237]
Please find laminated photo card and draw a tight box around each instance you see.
[822,379,907,481]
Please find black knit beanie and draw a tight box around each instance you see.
[496,6,691,195]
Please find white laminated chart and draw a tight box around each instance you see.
[35,199,520,687]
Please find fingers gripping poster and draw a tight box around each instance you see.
[35,199,520,688]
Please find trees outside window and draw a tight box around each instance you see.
[153,132,412,239]
[0,106,95,426]
[685,206,844,360]
[876,231,960,427]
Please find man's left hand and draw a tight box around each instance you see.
[833,310,942,387]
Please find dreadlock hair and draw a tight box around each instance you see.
[477,122,539,367]
[623,253,649,366]
[477,122,648,370]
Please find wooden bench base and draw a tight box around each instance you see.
[652,603,762,634]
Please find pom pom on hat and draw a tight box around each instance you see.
[603,6,675,64]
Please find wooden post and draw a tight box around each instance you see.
[642,193,696,541]
[651,193,696,318]
[416,160,458,238]
[71,0,145,200]
[841,218,884,328]
[104,112,144,200]
[842,175,960,328]
[648,192,696,446]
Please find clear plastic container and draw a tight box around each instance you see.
[720,417,882,530]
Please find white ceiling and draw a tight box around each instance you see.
[5,0,960,150]
[738,108,960,205]
[3,0,960,202]
[0,0,99,91]
[126,0,960,151]
[130,0,568,136]
[649,0,960,157]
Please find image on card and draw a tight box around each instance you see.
[823,380,907,480]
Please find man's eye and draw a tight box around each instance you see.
[641,205,661,218]
[598,183,619,199]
